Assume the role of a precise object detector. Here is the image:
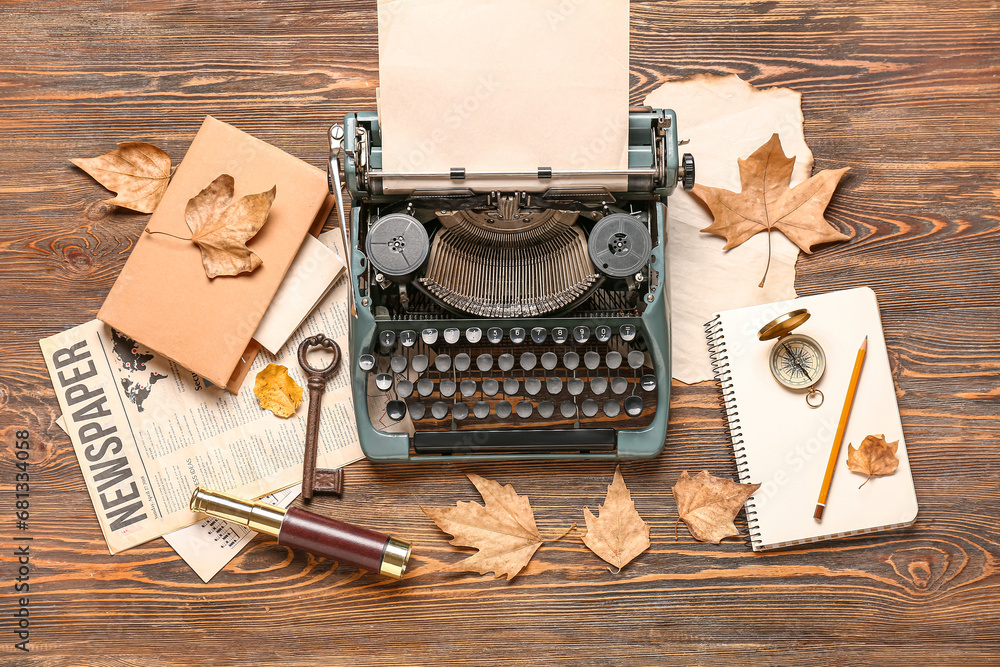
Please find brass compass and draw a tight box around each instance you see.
[758,309,826,408]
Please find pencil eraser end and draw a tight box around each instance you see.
[813,504,825,521]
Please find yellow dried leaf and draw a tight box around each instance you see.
[71,142,171,213]
[847,434,900,487]
[672,470,760,543]
[253,363,302,418]
[583,466,650,572]
[184,174,276,278]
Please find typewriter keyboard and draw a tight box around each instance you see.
[359,323,658,451]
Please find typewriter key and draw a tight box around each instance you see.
[408,401,426,420]
[443,327,461,345]
[496,400,513,419]
[641,375,657,392]
[584,351,601,370]
[538,401,555,418]
[465,327,482,344]
[530,327,547,344]
[482,378,499,396]
[378,330,396,352]
[498,353,515,372]
[516,401,533,418]
[590,377,608,395]
[397,380,414,398]
[628,350,646,369]
[581,399,599,418]
[541,352,558,371]
[476,354,493,372]
[509,327,526,344]
[454,353,471,373]
[452,403,469,421]
[560,401,577,418]
[546,377,563,394]
[567,378,584,396]
[605,351,622,370]
[619,324,636,342]
[595,325,612,343]
[431,401,449,420]
[519,352,537,371]
[417,379,434,397]
[375,374,393,391]
[603,400,621,417]
[439,380,457,398]
[435,354,452,372]
[399,330,417,347]
[386,401,406,422]
[573,325,591,344]
[358,354,376,372]
[460,379,477,397]
[390,355,408,374]
[503,378,520,394]
[551,327,569,344]
[611,377,629,394]
[487,327,503,344]
[473,402,490,419]
[563,351,580,370]
[411,354,429,373]
[525,377,542,396]
[624,396,644,417]
[421,328,439,345]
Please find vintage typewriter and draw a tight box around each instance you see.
[327,109,694,462]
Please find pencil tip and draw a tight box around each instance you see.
[861,336,868,351]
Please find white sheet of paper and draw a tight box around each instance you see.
[377,0,630,192]
[254,231,346,355]
[644,74,811,383]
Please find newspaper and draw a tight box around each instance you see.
[40,275,362,554]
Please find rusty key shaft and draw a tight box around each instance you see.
[298,334,344,500]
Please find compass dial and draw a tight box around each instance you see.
[768,334,826,390]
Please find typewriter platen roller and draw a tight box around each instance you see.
[328,109,694,461]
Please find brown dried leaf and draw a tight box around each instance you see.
[422,473,546,580]
[847,434,900,487]
[672,470,761,543]
[71,142,171,213]
[253,363,303,418]
[692,133,850,286]
[583,466,650,571]
[184,174,276,278]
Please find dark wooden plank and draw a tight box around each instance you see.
[1,0,999,664]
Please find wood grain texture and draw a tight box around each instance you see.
[1,0,999,664]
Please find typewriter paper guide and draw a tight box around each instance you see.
[377,0,630,192]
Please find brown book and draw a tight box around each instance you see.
[98,116,334,391]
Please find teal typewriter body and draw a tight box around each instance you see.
[328,109,694,461]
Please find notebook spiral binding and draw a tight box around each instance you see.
[705,314,762,549]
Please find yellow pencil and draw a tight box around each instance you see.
[814,336,868,521]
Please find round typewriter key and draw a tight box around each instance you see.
[605,351,623,370]
[408,401,426,420]
[431,401,449,420]
[611,376,629,394]
[390,355,408,374]
[590,376,608,395]
[525,377,542,395]
[603,400,621,417]
[399,330,417,347]
[619,324,636,342]
[519,352,537,371]
[498,353,515,372]
[573,325,591,344]
[537,401,555,418]
[546,377,563,394]
[443,327,461,344]
[581,399,599,418]
[465,327,483,344]
[567,378,585,395]
[503,377,520,394]
[440,379,457,398]
[509,327,526,344]
[541,352,558,371]
[563,351,580,370]
[624,395,644,417]
[516,401,533,418]
[477,353,493,372]
[375,374,393,391]
[628,350,646,369]
[496,400,513,419]
[584,351,601,370]
[473,401,490,419]
[487,327,503,344]
[595,325,612,342]
[379,329,397,351]
[397,380,414,398]
[454,353,471,373]
[482,378,499,396]
[530,327,547,344]
[560,401,577,418]
[551,327,569,344]
[641,375,657,392]
[421,328,439,345]
[417,378,434,396]
[435,354,452,372]
[386,400,406,422]
[452,402,469,421]
[358,354,376,372]
[411,354,429,373]
[460,379,477,397]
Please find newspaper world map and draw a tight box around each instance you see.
[111,330,167,412]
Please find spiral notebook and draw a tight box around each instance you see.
[705,287,918,551]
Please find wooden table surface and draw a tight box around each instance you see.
[2,1,998,664]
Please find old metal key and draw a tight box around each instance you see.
[297,334,344,500]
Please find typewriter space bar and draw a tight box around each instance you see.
[413,429,616,454]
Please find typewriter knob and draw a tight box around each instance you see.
[681,153,696,191]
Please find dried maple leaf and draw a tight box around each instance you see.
[583,466,650,572]
[847,434,900,487]
[692,133,850,287]
[253,363,303,418]
[183,174,276,279]
[672,470,761,543]
[423,473,566,580]
[71,142,171,213]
